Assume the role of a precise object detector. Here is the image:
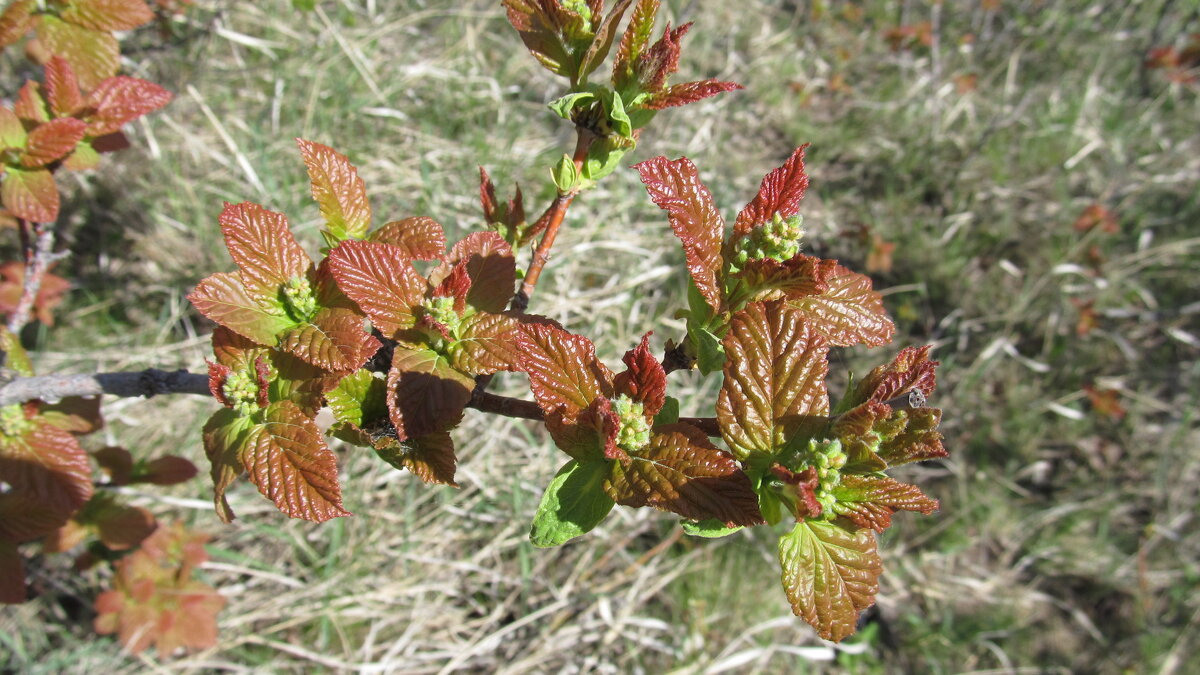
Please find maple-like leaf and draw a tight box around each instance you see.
[297,139,372,242]
[831,475,939,532]
[242,401,350,522]
[717,301,830,460]
[635,155,724,311]
[386,346,474,441]
[786,265,895,347]
[778,519,881,642]
[606,424,762,526]
[368,216,447,261]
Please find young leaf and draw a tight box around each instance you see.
[612,332,666,417]
[14,81,49,123]
[717,301,830,459]
[373,431,458,487]
[440,232,517,313]
[242,401,350,522]
[0,422,94,519]
[326,240,427,338]
[326,369,386,428]
[635,156,724,311]
[606,424,763,526]
[188,272,294,346]
[33,15,120,90]
[578,0,634,80]
[368,217,447,261]
[0,1,33,49]
[529,459,615,547]
[277,308,377,373]
[831,475,939,532]
[853,345,938,404]
[202,408,253,523]
[733,255,834,305]
[21,117,87,167]
[516,322,614,416]
[81,75,173,136]
[612,0,658,88]
[60,0,154,32]
[1,166,59,223]
[734,145,810,235]
[786,265,895,347]
[296,139,372,242]
[219,202,312,298]
[387,346,474,440]
[778,519,881,642]
[643,78,742,110]
[875,407,947,466]
[503,0,574,79]
[448,311,520,375]
[681,518,742,538]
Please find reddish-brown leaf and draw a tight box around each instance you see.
[38,396,102,435]
[188,272,294,346]
[367,216,447,261]
[779,520,881,642]
[449,310,520,375]
[0,540,25,603]
[832,475,939,532]
[436,232,517,313]
[717,301,830,459]
[0,261,70,326]
[387,346,474,441]
[613,0,658,86]
[219,202,312,298]
[80,75,172,136]
[734,145,810,236]
[33,15,119,90]
[90,501,157,551]
[546,396,622,462]
[635,155,725,311]
[61,0,153,32]
[644,79,742,110]
[326,240,428,339]
[787,264,895,347]
[875,407,947,466]
[0,421,93,518]
[43,57,82,117]
[640,22,690,92]
[734,254,835,304]
[0,0,33,48]
[854,345,938,404]
[139,456,199,486]
[516,322,614,417]
[93,446,133,485]
[21,117,87,167]
[374,431,458,487]
[0,489,67,543]
[243,401,350,522]
[14,81,50,123]
[612,332,666,418]
[1,166,59,223]
[278,308,377,373]
[578,0,634,79]
[503,0,574,78]
[606,424,763,526]
[296,138,372,241]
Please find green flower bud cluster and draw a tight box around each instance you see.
[222,370,262,416]
[281,276,318,322]
[422,296,461,335]
[612,394,651,453]
[809,438,848,517]
[562,0,592,22]
[730,213,805,267]
[0,404,32,438]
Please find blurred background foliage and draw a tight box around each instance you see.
[1,0,1197,672]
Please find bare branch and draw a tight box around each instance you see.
[0,369,211,407]
[7,220,64,334]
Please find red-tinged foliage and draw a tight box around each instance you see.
[369,216,447,261]
[853,345,938,405]
[644,79,743,110]
[0,421,95,521]
[516,322,615,415]
[297,138,372,242]
[219,202,311,296]
[1072,204,1119,234]
[734,145,810,236]
[386,346,474,441]
[326,240,427,338]
[79,75,173,136]
[832,475,939,532]
[32,15,120,91]
[61,0,154,33]
[605,424,762,526]
[438,232,518,314]
[717,301,831,459]
[883,22,932,52]
[0,1,34,48]
[21,117,87,167]
[786,264,894,347]
[612,332,666,418]
[735,255,835,304]
[374,431,459,487]
[243,401,350,522]
[93,521,225,656]
[1084,384,1127,421]
[778,520,881,642]
[0,260,70,326]
[634,155,724,310]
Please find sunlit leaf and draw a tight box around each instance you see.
[1,166,59,223]
[734,145,810,236]
[611,332,666,417]
[449,310,520,375]
[787,265,895,348]
[219,202,312,298]
[717,301,830,459]
[852,345,937,405]
[529,459,615,547]
[439,232,516,313]
[61,0,153,32]
[634,155,724,310]
[243,401,350,522]
[201,408,253,523]
[733,255,834,305]
[368,216,446,260]
[21,117,87,167]
[516,322,614,416]
[296,139,372,242]
[326,240,427,339]
[278,308,377,372]
[778,519,881,642]
[644,79,742,109]
[33,15,119,90]
[81,75,173,136]
[0,1,33,49]
[832,475,939,532]
[188,272,294,346]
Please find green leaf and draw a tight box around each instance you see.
[296,139,372,242]
[690,324,725,375]
[581,136,631,182]
[292,0,316,12]
[326,369,387,428]
[653,395,679,426]
[681,518,742,538]
[529,459,615,547]
[778,520,881,642]
[598,87,632,138]
[547,91,595,119]
[550,153,581,194]
[243,401,350,522]
[188,272,295,346]
[717,301,830,460]
[1,166,59,223]
[448,310,519,375]
[201,408,255,523]
[33,15,119,90]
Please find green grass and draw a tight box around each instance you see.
[2,0,1198,672]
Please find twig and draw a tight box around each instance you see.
[0,369,210,407]
[510,127,595,312]
[7,220,66,334]
[468,388,720,437]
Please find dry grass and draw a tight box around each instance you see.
[2,0,1198,673]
